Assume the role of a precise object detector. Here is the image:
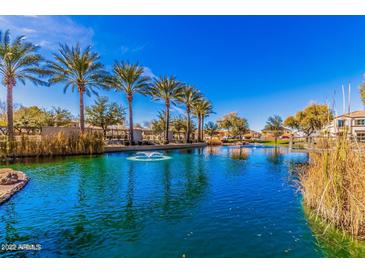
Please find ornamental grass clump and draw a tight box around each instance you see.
[0,131,104,158]
[300,135,365,238]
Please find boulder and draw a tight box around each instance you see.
[0,169,24,185]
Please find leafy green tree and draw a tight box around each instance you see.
[13,106,50,128]
[86,96,125,137]
[283,115,299,131]
[108,62,150,144]
[148,76,183,144]
[217,112,248,139]
[284,104,333,138]
[47,107,74,127]
[217,112,235,136]
[151,110,166,137]
[231,117,249,140]
[171,115,185,141]
[176,85,201,143]
[171,115,196,142]
[0,30,49,140]
[205,121,219,139]
[264,115,284,144]
[46,44,109,133]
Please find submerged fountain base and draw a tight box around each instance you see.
[127,151,171,161]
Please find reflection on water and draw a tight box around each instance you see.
[228,147,250,161]
[265,147,284,165]
[0,146,355,257]
[204,146,220,156]
[305,207,365,258]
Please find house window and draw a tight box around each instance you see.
[337,120,345,127]
[357,132,365,143]
[355,119,365,126]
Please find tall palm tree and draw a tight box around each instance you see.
[200,100,214,141]
[148,76,183,144]
[108,62,150,144]
[176,85,201,143]
[0,30,49,141]
[46,44,109,132]
[264,115,284,145]
[193,99,213,142]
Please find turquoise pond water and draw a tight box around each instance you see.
[0,146,326,257]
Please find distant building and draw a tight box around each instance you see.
[246,130,261,139]
[326,110,365,142]
[260,128,292,140]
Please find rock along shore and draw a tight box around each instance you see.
[0,168,29,205]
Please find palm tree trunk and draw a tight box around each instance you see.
[201,116,205,142]
[165,101,170,144]
[6,83,14,142]
[185,109,190,143]
[127,94,134,144]
[79,89,85,133]
[197,115,201,142]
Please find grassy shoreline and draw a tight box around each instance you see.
[304,206,365,257]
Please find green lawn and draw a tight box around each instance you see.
[254,139,290,146]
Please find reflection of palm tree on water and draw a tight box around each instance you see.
[62,162,94,256]
[120,162,140,240]
[1,203,33,257]
[266,148,284,165]
[155,152,209,218]
[229,147,250,161]
[182,153,208,204]
[162,160,171,212]
[124,153,208,221]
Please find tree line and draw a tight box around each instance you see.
[261,103,334,144]
[0,29,213,145]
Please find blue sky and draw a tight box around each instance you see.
[0,16,364,130]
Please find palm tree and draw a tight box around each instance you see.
[0,30,49,141]
[264,115,284,145]
[205,121,219,139]
[148,76,183,144]
[46,44,109,132]
[176,85,201,143]
[108,62,150,144]
[200,100,214,141]
[193,99,213,142]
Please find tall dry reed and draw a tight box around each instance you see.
[300,135,365,238]
[0,132,104,158]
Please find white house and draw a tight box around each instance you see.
[326,110,365,142]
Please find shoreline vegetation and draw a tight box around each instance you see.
[0,132,104,159]
[299,135,365,239]
[0,29,215,150]
[305,206,365,257]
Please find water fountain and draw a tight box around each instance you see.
[127,151,172,161]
